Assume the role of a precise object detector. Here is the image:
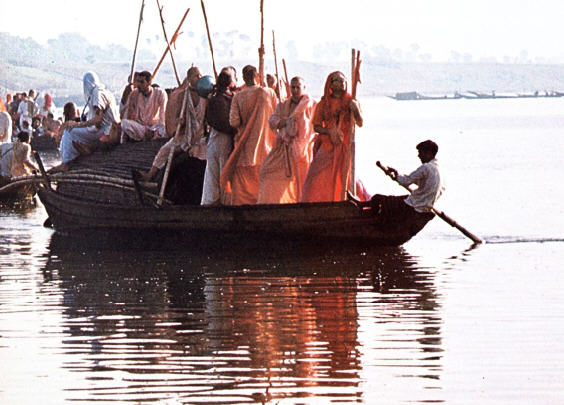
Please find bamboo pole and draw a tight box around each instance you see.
[129,0,145,83]
[152,8,190,82]
[376,161,483,244]
[33,151,51,190]
[157,85,191,206]
[272,30,281,101]
[258,0,266,86]
[282,59,291,99]
[342,49,361,198]
[201,0,218,80]
[156,0,181,86]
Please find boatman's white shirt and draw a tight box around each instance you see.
[397,158,444,212]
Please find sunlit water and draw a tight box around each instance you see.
[1,97,564,404]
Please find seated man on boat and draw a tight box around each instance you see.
[120,70,168,142]
[135,66,207,182]
[257,76,316,204]
[0,131,38,180]
[369,140,444,225]
[50,72,120,173]
[220,65,277,205]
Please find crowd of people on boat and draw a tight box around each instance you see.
[47,64,368,207]
[1,63,444,222]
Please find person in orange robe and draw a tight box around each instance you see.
[300,71,363,202]
[257,77,316,204]
[220,65,277,205]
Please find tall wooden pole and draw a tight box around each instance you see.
[201,0,218,80]
[156,0,181,86]
[129,0,145,83]
[272,30,281,101]
[152,8,190,82]
[258,0,266,86]
[282,59,291,98]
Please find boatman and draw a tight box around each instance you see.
[220,65,277,205]
[121,70,168,142]
[257,76,316,204]
[370,139,445,223]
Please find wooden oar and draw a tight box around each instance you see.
[200,0,218,80]
[376,161,483,244]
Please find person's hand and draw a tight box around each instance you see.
[278,118,288,129]
[350,99,361,114]
[328,127,343,146]
[386,167,398,179]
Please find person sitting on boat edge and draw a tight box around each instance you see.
[49,72,120,173]
[0,131,38,180]
[120,70,168,142]
[134,66,207,183]
[369,140,444,224]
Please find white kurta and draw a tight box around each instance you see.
[397,158,445,212]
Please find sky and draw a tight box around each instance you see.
[2,0,564,63]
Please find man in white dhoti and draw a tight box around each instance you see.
[135,67,207,182]
[121,71,168,142]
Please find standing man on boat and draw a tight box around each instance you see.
[300,71,363,202]
[50,72,120,173]
[370,140,444,221]
[136,67,207,182]
[121,71,168,142]
[220,65,277,205]
[200,68,238,206]
[257,76,316,204]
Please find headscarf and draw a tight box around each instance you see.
[43,93,53,109]
[315,71,352,130]
[83,71,103,105]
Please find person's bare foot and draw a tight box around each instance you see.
[48,163,69,174]
[72,141,92,156]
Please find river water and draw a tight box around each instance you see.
[1,97,563,404]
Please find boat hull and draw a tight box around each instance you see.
[38,187,432,246]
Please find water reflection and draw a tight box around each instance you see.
[38,234,443,403]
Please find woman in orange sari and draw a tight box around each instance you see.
[300,71,363,202]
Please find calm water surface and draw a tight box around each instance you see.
[1,97,563,404]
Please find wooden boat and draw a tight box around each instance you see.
[35,139,432,246]
[38,185,432,246]
[0,176,37,201]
